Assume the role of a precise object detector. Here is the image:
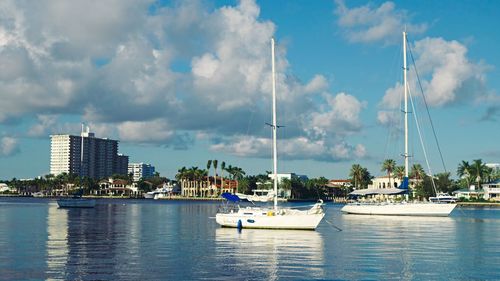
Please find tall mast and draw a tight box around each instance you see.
[271,37,278,211]
[403,31,409,178]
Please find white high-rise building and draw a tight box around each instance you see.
[50,126,128,179]
[128,163,155,182]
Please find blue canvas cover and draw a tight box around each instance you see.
[221,192,241,202]
[398,177,409,189]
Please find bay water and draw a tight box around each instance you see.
[0,198,499,280]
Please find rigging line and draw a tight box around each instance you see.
[406,37,448,173]
[408,82,438,196]
[245,106,256,138]
[324,219,343,232]
[383,44,403,163]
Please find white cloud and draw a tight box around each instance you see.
[190,0,275,111]
[27,115,58,137]
[379,37,490,114]
[303,75,328,94]
[117,119,175,143]
[412,37,489,107]
[334,0,427,44]
[308,92,365,138]
[377,110,399,126]
[211,135,367,162]
[0,136,20,156]
[0,0,367,162]
[211,136,270,157]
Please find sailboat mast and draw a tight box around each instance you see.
[403,31,409,178]
[271,37,278,211]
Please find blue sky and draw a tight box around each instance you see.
[0,0,499,180]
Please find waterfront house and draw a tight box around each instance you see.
[482,179,500,201]
[180,176,237,198]
[369,176,409,189]
[453,185,484,200]
[326,179,352,199]
[97,178,140,197]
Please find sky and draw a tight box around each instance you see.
[0,0,499,181]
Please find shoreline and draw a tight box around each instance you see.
[2,194,500,206]
[457,202,500,207]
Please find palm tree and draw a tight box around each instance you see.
[410,164,425,181]
[206,160,212,195]
[381,159,396,188]
[232,166,246,180]
[470,159,491,189]
[349,164,363,189]
[176,166,188,194]
[212,160,218,195]
[457,160,471,188]
[394,166,405,180]
[226,165,246,193]
[221,161,226,193]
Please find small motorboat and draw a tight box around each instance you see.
[429,193,457,203]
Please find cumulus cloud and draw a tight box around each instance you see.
[379,37,490,112]
[412,37,489,107]
[377,110,399,126]
[308,92,365,138]
[117,119,175,143]
[0,0,367,162]
[0,136,20,157]
[334,0,427,44]
[27,114,58,137]
[211,135,367,162]
[210,91,368,162]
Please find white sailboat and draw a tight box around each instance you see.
[57,124,96,208]
[215,38,325,230]
[341,32,457,217]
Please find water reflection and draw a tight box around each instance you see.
[46,202,68,280]
[214,228,325,280]
[333,213,462,280]
[2,199,500,280]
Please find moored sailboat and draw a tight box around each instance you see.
[341,32,456,217]
[215,38,325,230]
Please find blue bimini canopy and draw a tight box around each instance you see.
[221,192,241,202]
[398,177,409,189]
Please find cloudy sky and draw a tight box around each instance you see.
[0,0,499,180]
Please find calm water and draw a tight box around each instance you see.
[0,198,499,281]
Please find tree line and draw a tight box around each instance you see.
[349,158,500,199]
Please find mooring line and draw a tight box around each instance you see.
[325,219,343,232]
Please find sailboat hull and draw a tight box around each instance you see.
[341,202,456,217]
[216,212,325,230]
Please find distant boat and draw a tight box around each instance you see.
[144,183,175,199]
[57,196,96,208]
[32,191,45,198]
[143,191,156,199]
[215,38,325,230]
[341,31,456,217]
[429,193,457,203]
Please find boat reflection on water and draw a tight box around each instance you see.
[214,228,325,280]
[341,213,456,225]
[336,213,458,280]
[46,203,69,277]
